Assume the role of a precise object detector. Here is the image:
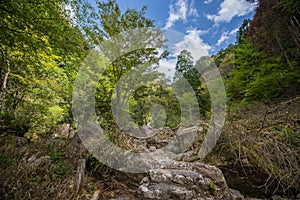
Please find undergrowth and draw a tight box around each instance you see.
[206,97,300,195]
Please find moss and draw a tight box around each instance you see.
[210,182,216,189]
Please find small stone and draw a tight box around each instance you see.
[271,195,287,200]
[147,137,158,144]
[59,123,71,138]
[139,185,149,193]
[91,190,101,200]
[121,126,131,133]
[27,154,37,163]
[68,130,75,138]
[197,126,204,132]
[28,155,50,168]
[16,137,28,146]
[173,174,186,184]
[230,188,244,200]
[149,146,156,152]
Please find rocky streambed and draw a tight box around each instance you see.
[1,124,299,199]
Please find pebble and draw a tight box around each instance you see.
[149,146,156,152]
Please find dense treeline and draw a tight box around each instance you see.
[211,0,300,194]
[0,0,165,138]
[214,0,300,103]
[0,0,90,138]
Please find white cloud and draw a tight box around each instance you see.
[216,27,239,46]
[229,27,239,35]
[165,0,199,29]
[204,0,214,4]
[206,0,254,23]
[216,32,229,46]
[189,0,199,17]
[174,28,211,61]
[165,0,188,29]
[156,29,211,80]
[157,58,177,80]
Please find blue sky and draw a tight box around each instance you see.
[86,0,257,78]
[114,0,256,55]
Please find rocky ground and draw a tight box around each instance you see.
[1,118,299,200]
[1,98,300,200]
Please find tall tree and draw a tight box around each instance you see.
[83,0,166,127]
[236,19,251,44]
[173,50,211,119]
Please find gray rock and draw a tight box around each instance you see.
[230,188,245,200]
[142,125,154,136]
[118,149,175,173]
[175,148,199,162]
[109,195,138,200]
[147,136,158,144]
[139,161,233,200]
[271,195,288,200]
[131,126,141,136]
[149,146,156,152]
[137,144,147,152]
[121,126,131,133]
[27,154,50,168]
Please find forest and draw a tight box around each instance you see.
[0,0,299,199]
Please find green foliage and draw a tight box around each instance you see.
[174,50,194,79]
[209,182,217,191]
[128,82,181,128]
[236,19,251,44]
[82,1,167,134]
[174,50,211,117]
[220,0,300,104]
[225,40,300,102]
[275,0,300,14]
[53,161,72,178]
[0,0,88,138]
[86,156,114,178]
[212,44,235,68]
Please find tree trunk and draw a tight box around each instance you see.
[0,59,10,112]
[115,83,121,125]
[2,60,10,89]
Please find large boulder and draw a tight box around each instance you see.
[139,161,234,200]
